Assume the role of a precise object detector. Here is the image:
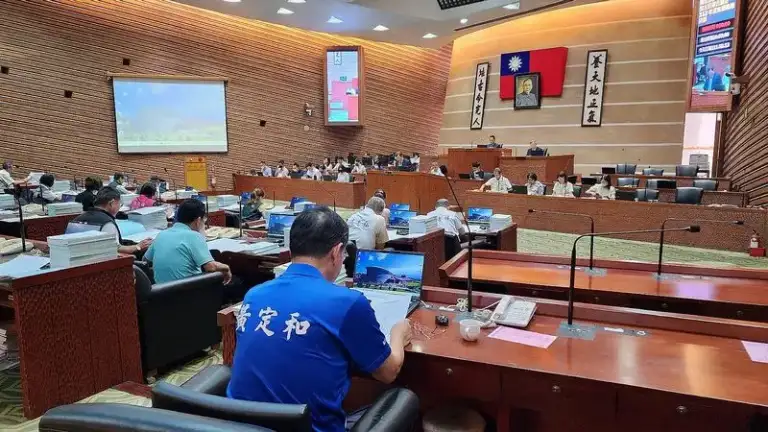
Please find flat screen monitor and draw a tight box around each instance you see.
[288,196,307,209]
[510,185,528,195]
[353,249,425,305]
[325,46,364,126]
[389,203,410,211]
[389,210,417,228]
[601,167,616,175]
[467,207,493,223]
[111,77,228,154]
[267,214,297,238]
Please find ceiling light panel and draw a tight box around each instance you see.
[277,7,294,14]
[437,0,486,10]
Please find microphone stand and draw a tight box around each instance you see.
[657,218,744,277]
[529,209,596,270]
[441,168,474,313]
[562,226,700,339]
[316,180,337,212]
[239,194,244,239]
[12,185,27,253]
[164,168,178,200]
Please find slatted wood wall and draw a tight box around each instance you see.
[0,0,451,188]
[440,0,691,175]
[721,0,768,206]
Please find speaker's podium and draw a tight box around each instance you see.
[500,154,575,184]
[446,147,511,177]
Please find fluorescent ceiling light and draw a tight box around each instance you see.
[373,25,389,31]
[460,18,468,24]
[503,2,520,10]
[327,16,343,24]
[277,7,294,14]
[221,0,241,2]
[423,33,437,39]
[287,0,306,3]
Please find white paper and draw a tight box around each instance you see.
[354,289,411,343]
[127,206,166,215]
[0,255,51,278]
[123,230,161,243]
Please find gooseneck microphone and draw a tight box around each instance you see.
[315,180,337,212]
[657,218,744,275]
[163,168,178,200]
[440,165,474,313]
[529,209,595,269]
[12,185,27,253]
[566,226,700,327]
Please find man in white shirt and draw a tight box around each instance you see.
[481,168,511,193]
[0,162,17,190]
[303,163,323,181]
[260,161,273,177]
[428,162,444,176]
[427,199,466,238]
[275,160,290,178]
[336,168,351,183]
[351,161,367,175]
[411,153,421,171]
[347,197,388,250]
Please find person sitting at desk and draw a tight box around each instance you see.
[227,207,411,432]
[428,162,444,176]
[427,199,466,238]
[470,162,484,180]
[526,172,545,196]
[275,161,290,178]
[290,163,302,176]
[260,161,273,177]
[352,160,367,175]
[551,170,575,198]
[320,157,332,175]
[109,173,130,195]
[411,152,420,170]
[242,187,272,222]
[480,168,511,193]
[336,166,352,183]
[130,183,156,210]
[72,187,152,255]
[144,199,232,284]
[526,140,546,157]
[585,174,616,200]
[347,197,388,250]
[32,173,58,204]
[75,176,100,211]
[303,163,322,181]
[373,189,390,222]
[0,161,24,189]
[487,135,502,149]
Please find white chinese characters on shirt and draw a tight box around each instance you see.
[237,305,311,341]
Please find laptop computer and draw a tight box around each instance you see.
[266,213,297,243]
[601,167,617,175]
[388,210,417,229]
[509,185,528,194]
[288,196,307,210]
[616,190,636,201]
[467,207,493,224]
[458,173,471,179]
[389,203,410,211]
[353,249,426,315]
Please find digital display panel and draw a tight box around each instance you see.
[325,47,363,126]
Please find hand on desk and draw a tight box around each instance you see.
[391,319,413,347]
[138,238,153,251]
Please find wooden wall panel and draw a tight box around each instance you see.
[721,0,768,206]
[440,0,691,176]
[0,0,452,188]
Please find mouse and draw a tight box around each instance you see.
[435,315,450,326]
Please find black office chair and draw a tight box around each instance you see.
[617,177,640,187]
[615,190,636,201]
[541,185,548,195]
[581,177,598,186]
[674,187,704,205]
[647,179,677,189]
[616,164,637,175]
[567,175,578,184]
[572,185,582,197]
[642,168,664,176]
[635,188,659,202]
[482,172,494,180]
[675,165,698,177]
[693,179,718,191]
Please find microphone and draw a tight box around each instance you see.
[163,168,178,200]
[315,180,337,212]
[529,209,596,270]
[440,165,475,313]
[564,226,699,334]
[657,218,744,276]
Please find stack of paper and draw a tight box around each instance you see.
[0,195,15,210]
[52,180,72,193]
[489,214,513,232]
[0,255,50,278]
[0,321,19,369]
[204,197,220,212]
[207,238,280,256]
[408,215,438,234]
[47,231,118,268]
[127,207,168,230]
[120,193,138,207]
[123,230,161,243]
[216,195,238,208]
[176,190,196,199]
[46,201,83,216]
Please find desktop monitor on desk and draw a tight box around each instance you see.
[288,196,307,209]
[389,203,410,211]
[601,167,617,175]
[352,249,425,314]
[389,210,417,228]
[467,207,493,223]
[510,185,528,195]
[267,213,297,239]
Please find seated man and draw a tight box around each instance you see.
[260,161,273,177]
[303,163,322,181]
[32,173,59,204]
[227,207,412,431]
[75,177,101,211]
[109,173,130,195]
[480,168,511,193]
[347,197,388,250]
[526,172,545,196]
[470,162,484,180]
[526,140,546,156]
[144,199,232,284]
[427,199,466,238]
[71,187,151,255]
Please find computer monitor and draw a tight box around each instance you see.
[510,185,528,194]
[389,210,417,228]
[467,207,493,223]
[267,213,297,238]
[458,173,471,179]
[353,249,425,313]
[581,177,599,186]
[601,167,617,175]
[616,190,636,201]
[389,203,410,211]
[288,196,307,209]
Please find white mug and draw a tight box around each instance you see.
[459,319,482,342]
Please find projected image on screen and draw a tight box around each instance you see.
[326,50,360,124]
[112,78,228,153]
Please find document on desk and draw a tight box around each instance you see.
[0,255,51,278]
[742,340,768,364]
[354,289,411,344]
[488,326,557,349]
[123,230,161,243]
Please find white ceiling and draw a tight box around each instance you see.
[176,0,602,48]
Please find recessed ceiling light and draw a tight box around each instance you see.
[287,0,306,3]
[423,33,437,39]
[277,7,294,14]
[327,16,343,24]
[222,0,241,2]
[503,2,520,10]
[460,18,468,24]
[373,25,389,31]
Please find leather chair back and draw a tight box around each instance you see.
[635,188,659,202]
[617,177,640,187]
[675,187,704,205]
[647,179,677,190]
[693,179,718,191]
[133,265,153,304]
[642,168,664,176]
[676,165,698,177]
[616,164,637,175]
[349,388,420,432]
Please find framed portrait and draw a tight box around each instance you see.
[513,72,541,110]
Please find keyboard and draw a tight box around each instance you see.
[396,229,409,236]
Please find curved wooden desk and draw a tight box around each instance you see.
[232,174,366,209]
[440,250,768,322]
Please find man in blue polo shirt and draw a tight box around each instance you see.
[144,199,231,284]
[227,207,412,432]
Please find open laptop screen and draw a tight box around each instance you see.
[288,196,307,209]
[267,214,297,237]
[389,210,417,228]
[467,207,492,223]
[353,249,425,303]
[389,203,410,211]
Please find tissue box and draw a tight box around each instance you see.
[489,214,513,232]
[408,215,437,234]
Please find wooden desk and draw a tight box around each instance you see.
[465,191,767,251]
[0,254,142,418]
[500,155,574,184]
[232,174,366,209]
[601,174,733,190]
[0,213,80,241]
[367,171,482,214]
[207,210,226,227]
[385,229,445,287]
[440,250,768,322]
[446,148,510,177]
[218,287,768,432]
[615,186,748,206]
[468,223,518,252]
[213,246,291,288]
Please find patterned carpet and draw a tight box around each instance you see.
[0,212,765,427]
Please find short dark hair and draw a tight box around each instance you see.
[176,199,206,224]
[374,189,386,199]
[602,174,612,186]
[39,173,55,187]
[139,182,156,198]
[85,176,101,191]
[472,161,480,168]
[490,135,496,139]
[94,187,120,206]
[527,172,538,181]
[557,170,568,179]
[113,173,125,182]
[289,207,348,259]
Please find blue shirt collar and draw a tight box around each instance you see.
[172,222,192,231]
[284,262,325,279]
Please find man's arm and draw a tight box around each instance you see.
[372,320,411,384]
[190,234,232,283]
[202,261,232,284]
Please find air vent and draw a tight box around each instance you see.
[437,0,486,10]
